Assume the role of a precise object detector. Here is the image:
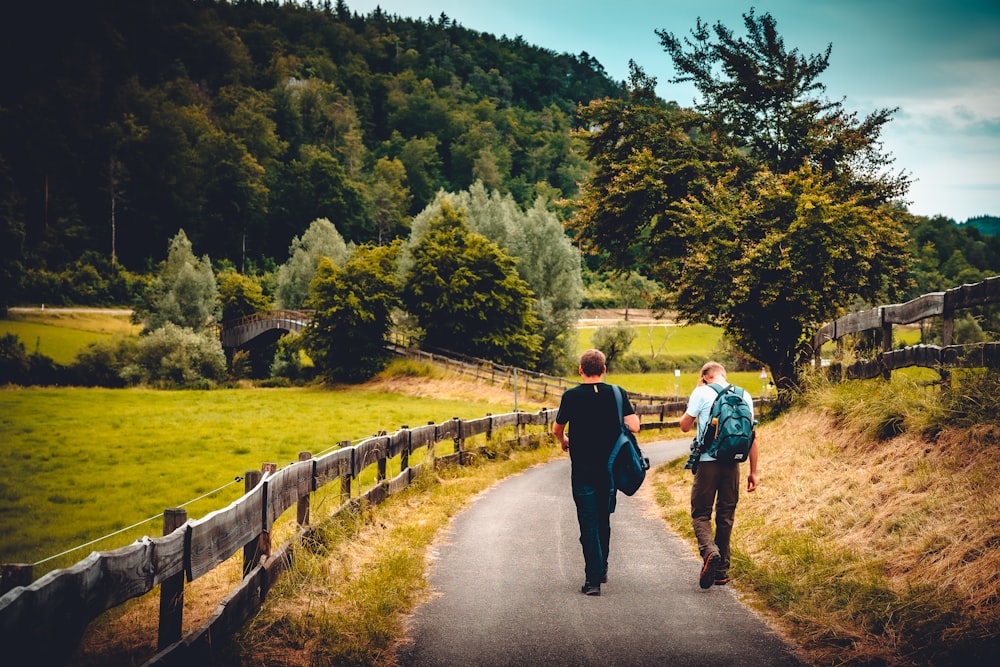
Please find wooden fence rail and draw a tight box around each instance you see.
[387,336,674,404]
[812,276,1000,379]
[1,401,704,666]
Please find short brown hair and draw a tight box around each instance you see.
[700,361,726,379]
[580,349,607,377]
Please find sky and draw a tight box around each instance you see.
[346,0,1000,222]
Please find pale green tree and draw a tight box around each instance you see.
[275,218,349,309]
[409,182,581,371]
[138,229,219,332]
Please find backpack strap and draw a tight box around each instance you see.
[695,383,726,451]
[611,384,625,422]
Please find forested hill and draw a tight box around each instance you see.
[1,0,624,273]
[964,215,1000,238]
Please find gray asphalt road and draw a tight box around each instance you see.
[396,438,808,667]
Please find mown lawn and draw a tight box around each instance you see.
[576,322,724,368]
[1,310,139,365]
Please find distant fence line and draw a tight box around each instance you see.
[387,334,676,404]
[811,276,1000,380]
[0,398,702,665]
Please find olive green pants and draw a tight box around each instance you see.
[691,460,740,577]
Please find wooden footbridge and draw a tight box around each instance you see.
[218,309,313,352]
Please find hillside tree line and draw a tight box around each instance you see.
[2,2,1000,388]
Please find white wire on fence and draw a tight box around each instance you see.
[31,475,245,567]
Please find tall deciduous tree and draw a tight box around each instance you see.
[303,242,402,383]
[217,269,271,322]
[575,11,912,388]
[403,201,541,367]
[411,182,582,372]
[368,157,412,245]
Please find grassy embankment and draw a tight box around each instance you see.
[654,371,1000,666]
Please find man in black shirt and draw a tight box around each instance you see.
[553,349,640,596]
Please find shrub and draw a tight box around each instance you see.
[941,368,1000,427]
[70,338,137,387]
[591,322,636,372]
[0,333,29,384]
[270,332,312,382]
[0,333,67,385]
[125,323,226,387]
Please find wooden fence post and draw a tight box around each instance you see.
[297,451,312,527]
[400,427,410,472]
[941,290,956,386]
[376,431,387,483]
[157,507,187,650]
[339,440,352,504]
[257,463,277,568]
[882,315,893,381]
[453,417,464,464]
[242,470,262,579]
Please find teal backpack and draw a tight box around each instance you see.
[699,383,755,464]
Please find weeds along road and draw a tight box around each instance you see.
[397,438,807,667]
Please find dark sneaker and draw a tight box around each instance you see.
[581,582,601,596]
[699,552,720,589]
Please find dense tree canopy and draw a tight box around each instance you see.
[403,201,541,367]
[1,0,621,289]
[136,230,219,332]
[410,182,582,371]
[3,1,998,386]
[274,217,349,309]
[575,11,912,388]
[303,242,402,383]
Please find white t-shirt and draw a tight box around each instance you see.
[685,382,755,462]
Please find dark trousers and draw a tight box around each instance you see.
[572,479,611,584]
[691,460,740,577]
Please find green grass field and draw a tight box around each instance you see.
[0,386,514,573]
[573,322,767,398]
[2,310,140,364]
[577,322,724,367]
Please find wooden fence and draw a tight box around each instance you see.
[811,276,1000,380]
[387,335,674,404]
[0,401,695,666]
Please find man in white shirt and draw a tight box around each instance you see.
[680,361,759,589]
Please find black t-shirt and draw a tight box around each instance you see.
[555,382,635,485]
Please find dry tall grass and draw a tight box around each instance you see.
[654,376,1000,666]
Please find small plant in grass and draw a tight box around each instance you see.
[378,358,439,379]
[940,368,1000,427]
